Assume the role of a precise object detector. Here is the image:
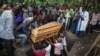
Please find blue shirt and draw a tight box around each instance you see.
[14,22,27,35]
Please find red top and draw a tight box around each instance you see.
[33,49,46,56]
[33,8,39,16]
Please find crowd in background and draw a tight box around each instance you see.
[0,1,100,56]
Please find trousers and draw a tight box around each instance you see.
[16,34,27,47]
[0,38,15,56]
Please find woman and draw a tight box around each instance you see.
[71,8,80,33]
[0,4,15,56]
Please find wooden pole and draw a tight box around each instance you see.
[85,34,100,56]
[93,30,100,33]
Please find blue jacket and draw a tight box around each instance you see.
[15,11,24,23]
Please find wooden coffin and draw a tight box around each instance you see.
[31,22,62,43]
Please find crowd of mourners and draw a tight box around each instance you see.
[0,1,100,56]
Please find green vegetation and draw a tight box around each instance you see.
[14,0,81,6]
[13,0,99,11]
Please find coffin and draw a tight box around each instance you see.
[31,22,62,43]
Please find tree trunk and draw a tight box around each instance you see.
[95,0,97,11]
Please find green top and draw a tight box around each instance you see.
[65,9,74,18]
[69,9,74,16]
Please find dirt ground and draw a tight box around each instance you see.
[68,32,99,56]
[0,31,99,56]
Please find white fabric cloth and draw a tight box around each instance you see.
[23,17,33,23]
[45,45,51,56]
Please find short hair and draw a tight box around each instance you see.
[57,38,62,43]
[83,6,88,11]
[8,3,13,8]
[34,43,43,50]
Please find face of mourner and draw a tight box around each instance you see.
[60,33,64,38]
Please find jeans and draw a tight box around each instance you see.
[16,34,27,47]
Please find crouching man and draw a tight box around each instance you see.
[14,17,33,47]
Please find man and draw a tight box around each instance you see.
[39,6,47,24]
[89,11,99,32]
[14,4,24,26]
[57,13,66,32]
[0,4,15,56]
[50,6,57,21]
[14,17,33,47]
[76,6,89,37]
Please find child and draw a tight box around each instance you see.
[53,37,62,56]
[32,43,46,56]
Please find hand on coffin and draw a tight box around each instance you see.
[45,38,50,44]
[52,36,57,43]
[48,38,54,45]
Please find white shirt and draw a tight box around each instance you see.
[61,37,67,50]
[45,45,51,56]
[57,17,65,25]
[0,10,14,39]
